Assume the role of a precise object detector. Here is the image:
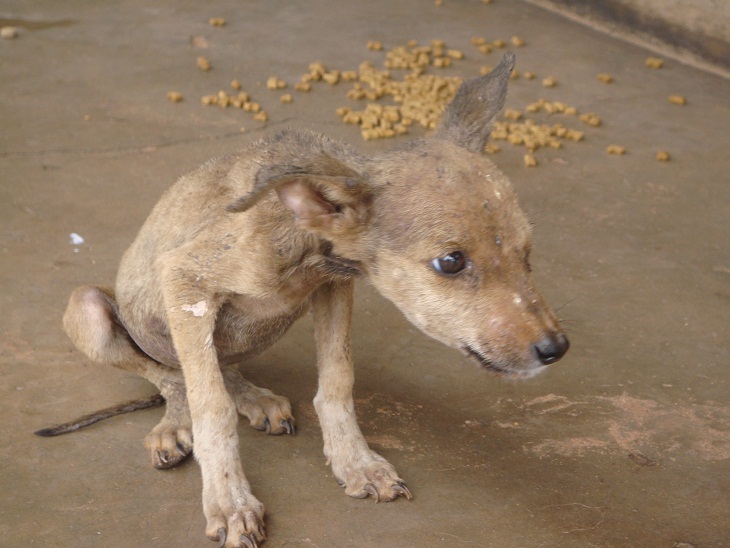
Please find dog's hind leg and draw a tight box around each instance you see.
[63,285,193,469]
[223,369,296,436]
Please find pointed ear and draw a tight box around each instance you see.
[226,154,372,237]
[436,52,515,152]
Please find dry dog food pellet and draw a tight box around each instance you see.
[1,26,18,39]
[266,76,287,90]
[510,69,519,80]
[478,44,493,54]
[294,81,312,92]
[656,151,670,162]
[447,49,465,60]
[524,154,538,167]
[503,108,523,121]
[579,112,602,127]
[566,129,584,142]
[209,18,226,27]
[485,143,501,154]
[480,66,493,76]
[607,145,626,155]
[597,73,614,83]
[523,71,536,80]
[253,111,268,122]
[367,40,383,51]
[166,91,183,103]
[471,36,487,46]
[196,56,211,71]
[645,56,664,68]
[511,36,525,47]
[542,77,557,88]
[230,79,242,90]
[322,71,341,85]
[668,95,687,105]
[280,94,293,104]
[492,39,506,48]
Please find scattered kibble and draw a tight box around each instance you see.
[480,66,493,76]
[280,94,293,104]
[253,111,269,122]
[230,79,242,90]
[607,145,626,155]
[209,18,226,27]
[523,71,536,80]
[367,40,383,51]
[579,112,602,127]
[597,73,614,83]
[294,81,312,92]
[196,56,211,71]
[503,109,523,121]
[524,153,538,167]
[266,76,287,90]
[542,77,557,88]
[0,26,18,39]
[511,36,525,47]
[322,71,341,85]
[166,91,183,103]
[645,56,664,68]
[471,36,487,46]
[492,39,506,48]
[510,69,519,80]
[656,151,670,162]
[668,95,687,105]
[478,44,493,54]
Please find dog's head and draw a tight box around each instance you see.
[230,52,568,377]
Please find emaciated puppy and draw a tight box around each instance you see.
[49,52,568,547]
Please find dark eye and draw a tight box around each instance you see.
[432,251,467,276]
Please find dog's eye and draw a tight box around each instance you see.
[432,251,467,276]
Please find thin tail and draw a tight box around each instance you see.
[34,393,165,437]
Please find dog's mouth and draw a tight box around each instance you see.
[463,345,537,379]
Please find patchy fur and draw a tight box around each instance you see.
[58,53,568,547]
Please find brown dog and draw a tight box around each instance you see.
[57,52,568,547]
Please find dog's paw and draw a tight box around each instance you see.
[144,417,193,469]
[332,450,412,503]
[204,485,266,548]
[228,380,295,436]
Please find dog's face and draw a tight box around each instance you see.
[364,139,568,377]
[234,52,568,376]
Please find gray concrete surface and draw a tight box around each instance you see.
[1,1,728,546]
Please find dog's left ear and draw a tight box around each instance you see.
[227,155,372,236]
[436,52,515,153]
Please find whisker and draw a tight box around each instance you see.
[555,296,579,314]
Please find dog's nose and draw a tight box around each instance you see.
[533,333,570,365]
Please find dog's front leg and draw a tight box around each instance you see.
[312,279,411,502]
[161,278,265,547]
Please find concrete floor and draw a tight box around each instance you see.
[1,1,728,546]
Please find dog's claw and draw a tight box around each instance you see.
[217,528,227,548]
[263,417,271,435]
[394,481,413,500]
[241,532,260,548]
[281,418,296,435]
[363,483,380,503]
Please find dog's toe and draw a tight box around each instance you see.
[145,422,193,469]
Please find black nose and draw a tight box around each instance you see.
[533,333,570,365]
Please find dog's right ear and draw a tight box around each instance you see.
[227,155,373,237]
